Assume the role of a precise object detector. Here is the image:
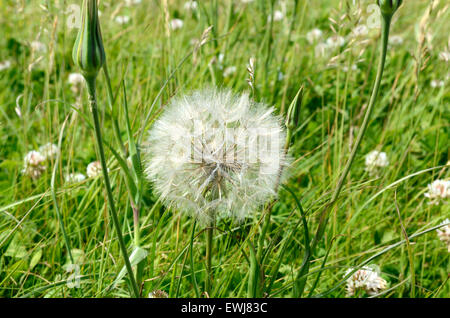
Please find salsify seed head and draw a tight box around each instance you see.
[143,87,289,225]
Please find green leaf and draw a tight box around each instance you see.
[114,246,148,286]
[5,233,28,259]
[29,249,42,270]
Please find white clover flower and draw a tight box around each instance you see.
[65,173,86,184]
[0,60,12,71]
[352,25,369,37]
[436,219,450,252]
[148,290,168,298]
[223,66,237,78]
[184,1,198,11]
[306,28,323,44]
[268,10,284,22]
[22,151,47,180]
[326,35,345,49]
[345,266,388,297]
[315,42,329,57]
[438,51,450,62]
[86,161,102,178]
[424,179,450,205]
[365,150,389,176]
[430,80,444,88]
[343,64,359,73]
[125,0,142,6]
[30,41,47,53]
[39,143,60,161]
[115,15,131,25]
[170,19,184,30]
[389,35,404,46]
[68,72,85,94]
[143,88,288,225]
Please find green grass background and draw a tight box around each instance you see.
[0,0,448,298]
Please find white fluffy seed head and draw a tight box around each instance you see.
[143,88,289,225]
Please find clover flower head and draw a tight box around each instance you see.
[86,161,102,178]
[268,10,284,22]
[22,151,47,180]
[345,266,388,297]
[125,0,142,6]
[430,80,444,88]
[144,88,288,225]
[223,66,237,78]
[436,219,450,252]
[326,35,345,49]
[389,35,404,46]
[352,25,369,37]
[0,60,12,72]
[424,179,450,205]
[148,290,168,298]
[39,143,60,161]
[65,173,86,184]
[170,19,184,30]
[68,73,85,94]
[365,150,389,176]
[439,51,450,62]
[306,28,323,44]
[184,1,198,11]
[115,16,131,25]
[31,41,47,53]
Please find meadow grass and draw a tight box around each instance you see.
[0,0,448,298]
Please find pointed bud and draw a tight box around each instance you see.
[285,85,304,131]
[72,0,105,80]
[377,0,403,19]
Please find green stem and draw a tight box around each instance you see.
[103,63,126,156]
[311,16,392,251]
[86,77,140,298]
[103,65,141,248]
[51,118,74,265]
[205,223,214,296]
[247,240,259,298]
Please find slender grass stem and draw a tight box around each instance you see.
[103,63,127,156]
[51,117,73,265]
[86,78,140,298]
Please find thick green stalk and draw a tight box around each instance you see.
[311,16,392,251]
[86,77,140,298]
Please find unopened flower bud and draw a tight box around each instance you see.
[72,0,106,80]
[377,0,403,19]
